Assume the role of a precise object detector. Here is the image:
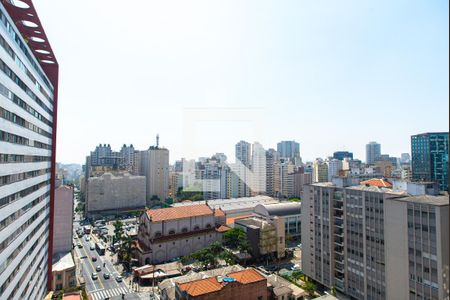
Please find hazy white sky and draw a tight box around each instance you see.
[33,0,449,164]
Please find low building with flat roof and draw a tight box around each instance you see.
[172,196,279,218]
[51,252,76,291]
[254,202,301,240]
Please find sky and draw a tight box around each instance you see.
[33,0,449,164]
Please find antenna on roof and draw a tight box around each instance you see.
[156,134,160,148]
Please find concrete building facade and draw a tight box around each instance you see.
[301,183,449,300]
[86,173,146,215]
[52,185,73,254]
[0,1,59,297]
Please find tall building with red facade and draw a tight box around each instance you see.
[0,0,58,298]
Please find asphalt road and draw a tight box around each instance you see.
[73,220,141,300]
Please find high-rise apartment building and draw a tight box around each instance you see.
[327,158,343,182]
[251,142,266,195]
[302,183,449,300]
[277,140,300,160]
[411,132,449,191]
[366,141,381,165]
[0,1,59,298]
[235,140,251,197]
[313,158,328,183]
[142,146,170,202]
[265,148,280,197]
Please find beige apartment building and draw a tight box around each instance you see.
[135,204,228,265]
[86,172,146,215]
[301,183,449,300]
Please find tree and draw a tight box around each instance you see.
[223,227,247,249]
[113,220,124,245]
[303,281,316,297]
[331,286,337,296]
[119,234,133,270]
[292,269,304,281]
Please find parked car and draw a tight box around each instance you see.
[116,275,123,282]
[91,272,98,280]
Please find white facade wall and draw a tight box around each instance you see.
[87,173,146,213]
[0,3,55,298]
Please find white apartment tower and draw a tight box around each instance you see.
[0,1,59,298]
[142,146,169,202]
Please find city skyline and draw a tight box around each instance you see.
[32,0,449,164]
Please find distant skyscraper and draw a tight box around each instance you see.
[333,151,353,160]
[411,132,449,191]
[400,153,411,164]
[0,1,59,297]
[265,149,280,197]
[142,146,170,201]
[251,142,266,195]
[277,141,300,160]
[235,141,251,197]
[366,141,381,164]
[327,158,343,181]
[313,158,328,182]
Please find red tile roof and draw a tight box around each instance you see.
[147,204,213,222]
[214,208,225,217]
[216,225,231,233]
[360,178,392,188]
[178,277,224,296]
[177,268,266,297]
[227,268,266,284]
[226,215,253,225]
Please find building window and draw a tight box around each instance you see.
[194,225,200,231]
[205,224,211,229]
[154,232,162,238]
[168,229,175,235]
[181,227,188,233]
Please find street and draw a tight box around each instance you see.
[73,218,142,300]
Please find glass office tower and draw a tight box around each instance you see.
[0,1,58,299]
[411,132,449,192]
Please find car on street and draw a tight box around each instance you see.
[85,236,90,241]
[96,265,101,272]
[91,256,97,262]
[90,244,95,250]
[116,275,123,282]
[103,273,110,279]
[91,272,98,280]
[77,243,82,248]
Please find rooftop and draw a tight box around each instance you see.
[393,195,449,206]
[227,268,266,284]
[346,185,406,195]
[172,196,279,212]
[147,204,213,222]
[177,268,265,297]
[255,202,301,217]
[52,252,75,272]
[360,178,393,188]
[158,265,245,300]
[178,277,224,297]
